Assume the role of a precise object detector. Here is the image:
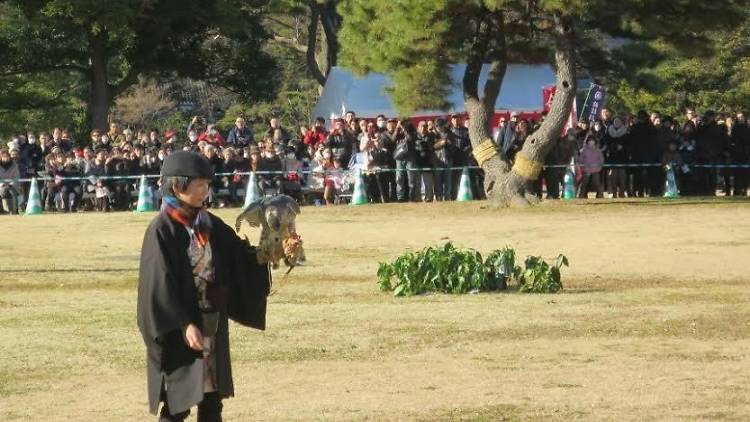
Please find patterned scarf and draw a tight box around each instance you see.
[161,196,211,247]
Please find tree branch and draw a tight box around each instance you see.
[318,0,339,69]
[266,16,298,31]
[463,13,489,103]
[0,82,84,111]
[0,63,89,77]
[112,68,141,98]
[306,1,327,86]
[482,10,508,110]
[521,13,577,160]
[272,33,308,53]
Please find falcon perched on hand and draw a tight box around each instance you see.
[235,195,304,270]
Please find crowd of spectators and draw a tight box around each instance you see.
[537,108,750,199]
[0,106,748,214]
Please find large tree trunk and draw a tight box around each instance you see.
[306,0,338,90]
[88,30,113,131]
[306,1,327,87]
[462,10,514,198]
[318,0,340,70]
[467,13,577,207]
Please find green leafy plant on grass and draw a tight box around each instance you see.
[517,255,569,293]
[377,243,568,297]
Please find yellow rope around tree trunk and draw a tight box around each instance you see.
[472,139,497,167]
[512,152,544,180]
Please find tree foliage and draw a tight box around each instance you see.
[338,0,750,117]
[0,0,277,130]
[607,16,750,116]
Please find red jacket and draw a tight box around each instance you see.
[304,129,328,149]
[199,131,226,147]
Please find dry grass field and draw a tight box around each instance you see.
[1,198,749,421]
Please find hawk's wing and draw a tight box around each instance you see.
[235,200,265,232]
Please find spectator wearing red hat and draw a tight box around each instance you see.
[163,130,179,147]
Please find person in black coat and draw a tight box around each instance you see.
[628,110,658,197]
[137,151,271,422]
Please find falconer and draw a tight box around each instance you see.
[137,151,271,422]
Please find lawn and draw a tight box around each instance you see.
[1,198,749,421]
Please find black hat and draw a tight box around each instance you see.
[160,151,214,179]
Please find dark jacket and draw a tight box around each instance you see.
[604,128,630,165]
[325,131,353,165]
[450,125,472,165]
[695,121,727,162]
[226,126,254,147]
[494,122,516,152]
[434,129,455,166]
[729,123,750,163]
[137,212,270,415]
[415,132,436,168]
[629,120,658,163]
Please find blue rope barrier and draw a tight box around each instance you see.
[2,163,750,184]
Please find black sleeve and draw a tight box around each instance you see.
[137,223,192,344]
[214,219,271,330]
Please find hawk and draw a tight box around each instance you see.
[235,195,304,271]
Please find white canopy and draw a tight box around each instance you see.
[312,64,557,120]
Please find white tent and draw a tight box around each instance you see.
[312,64,557,121]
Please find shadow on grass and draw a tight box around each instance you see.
[0,268,137,273]
[572,197,750,207]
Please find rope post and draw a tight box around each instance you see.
[663,165,679,198]
[456,167,473,201]
[350,168,368,205]
[24,177,43,215]
[243,172,262,207]
[563,159,577,200]
[135,175,155,212]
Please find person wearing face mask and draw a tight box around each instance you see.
[257,141,283,196]
[218,148,240,206]
[0,149,21,214]
[433,118,456,201]
[280,146,303,202]
[604,116,630,198]
[577,137,605,198]
[51,128,72,153]
[44,150,81,212]
[393,119,418,202]
[187,130,201,151]
[24,134,43,174]
[678,121,698,196]
[325,119,354,167]
[105,146,132,210]
[303,117,328,149]
[264,118,290,144]
[141,149,163,209]
[374,115,397,202]
[414,120,437,202]
[85,149,108,209]
[545,129,580,199]
[201,145,223,207]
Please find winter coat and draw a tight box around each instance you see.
[137,212,270,415]
[578,145,604,174]
[226,126,254,147]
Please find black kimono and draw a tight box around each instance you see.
[137,212,271,415]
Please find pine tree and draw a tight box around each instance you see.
[337,0,749,206]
